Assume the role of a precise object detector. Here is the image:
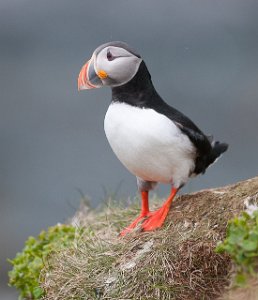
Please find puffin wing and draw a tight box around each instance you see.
[152,100,212,156]
[149,98,226,175]
[160,104,229,174]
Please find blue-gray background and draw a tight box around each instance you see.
[1,1,258,298]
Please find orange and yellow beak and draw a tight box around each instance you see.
[78,58,107,90]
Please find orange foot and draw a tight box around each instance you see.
[141,205,170,231]
[120,187,178,236]
[142,187,177,231]
[120,212,152,236]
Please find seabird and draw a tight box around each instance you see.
[78,41,228,236]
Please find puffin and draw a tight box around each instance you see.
[78,41,228,236]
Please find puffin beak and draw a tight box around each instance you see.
[78,58,103,90]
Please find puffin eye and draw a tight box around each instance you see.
[107,50,114,61]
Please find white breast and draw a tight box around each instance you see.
[104,102,196,187]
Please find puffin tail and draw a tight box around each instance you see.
[208,141,229,166]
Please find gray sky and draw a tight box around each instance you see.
[1,1,258,298]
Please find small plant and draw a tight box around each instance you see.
[8,224,81,299]
[216,210,258,285]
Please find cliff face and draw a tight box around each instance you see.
[42,177,258,300]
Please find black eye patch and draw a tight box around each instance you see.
[107,50,115,61]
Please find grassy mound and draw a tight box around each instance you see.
[41,177,258,299]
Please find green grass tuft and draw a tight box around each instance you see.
[216,210,258,286]
[8,224,82,299]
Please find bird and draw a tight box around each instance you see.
[78,41,228,236]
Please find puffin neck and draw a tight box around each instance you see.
[111,61,157,108]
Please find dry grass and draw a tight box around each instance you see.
[42,176,258,300]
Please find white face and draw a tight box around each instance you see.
[93,46,142,87]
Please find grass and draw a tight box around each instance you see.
[41,176,258,300]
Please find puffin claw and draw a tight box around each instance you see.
[119,213,150,237]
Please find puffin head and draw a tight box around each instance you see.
[78,41,142,90]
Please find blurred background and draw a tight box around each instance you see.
[1,0,258,298]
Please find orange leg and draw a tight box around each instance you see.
[120,187,178,236]
[141,187,178,231]
[120,191,151,236]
